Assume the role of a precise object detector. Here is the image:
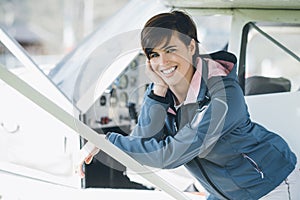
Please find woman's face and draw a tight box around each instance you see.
[148,33,196,87]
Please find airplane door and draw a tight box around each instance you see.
[0,27,81,189]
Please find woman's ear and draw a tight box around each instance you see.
[189,39,196,55]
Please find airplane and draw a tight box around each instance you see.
[0,0,299,199]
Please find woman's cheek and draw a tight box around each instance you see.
[150,61,159,72]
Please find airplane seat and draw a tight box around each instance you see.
[245,76,291,96]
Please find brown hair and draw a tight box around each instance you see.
[141,10,199,66]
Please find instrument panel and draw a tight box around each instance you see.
[84,53,149,135]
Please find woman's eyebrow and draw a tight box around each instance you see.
[150,45,177,53]
[162,45,177,51]
[164,45,176,49]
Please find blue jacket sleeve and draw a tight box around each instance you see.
[107,76,247,169]
[129,84,170,140]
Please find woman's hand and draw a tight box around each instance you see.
[74,141,100,178]
[145,60,168,97]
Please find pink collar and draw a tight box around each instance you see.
[184,57,232,105]
[184,57,202,105]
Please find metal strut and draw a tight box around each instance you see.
[0,65,191,200]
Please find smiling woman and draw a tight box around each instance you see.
[141,11,199,102]
[79,10,299,200]
[145,33,196,101]
[1,0,299,199]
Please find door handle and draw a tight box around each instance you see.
[0,122,20,134]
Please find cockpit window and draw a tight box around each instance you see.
[239,22,300,95]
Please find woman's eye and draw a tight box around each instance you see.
[166,48,176,53]
[149,53,159,59]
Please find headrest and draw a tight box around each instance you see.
[245,76,291,96]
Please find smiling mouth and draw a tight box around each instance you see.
[161,66,177,75]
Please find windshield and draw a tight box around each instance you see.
[48,0,168,112]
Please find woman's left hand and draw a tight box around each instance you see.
[74,141,100,178]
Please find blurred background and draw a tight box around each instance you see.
[0,0,129,67]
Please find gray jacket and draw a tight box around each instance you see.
[106,51,297,199]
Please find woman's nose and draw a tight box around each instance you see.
[159,53,169,66]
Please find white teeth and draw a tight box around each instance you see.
[162,67,176,75]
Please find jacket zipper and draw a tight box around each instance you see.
[242,153,264,179]
[195,158,230,200]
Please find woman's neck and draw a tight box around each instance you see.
[170,84,189,105]
[170,66,195,105]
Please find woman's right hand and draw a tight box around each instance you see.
[145,60,168,97]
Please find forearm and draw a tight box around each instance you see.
[107,123,201,169]
[130,84,170,139]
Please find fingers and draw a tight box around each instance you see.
[74,154,93,179]
[74,154,93,178]
[84,154,94,164]
[145,60,167,87]
[75,161,85,178]
[79,162,85,178]
[74,141,100,178]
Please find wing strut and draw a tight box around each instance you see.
[0,65,191,200]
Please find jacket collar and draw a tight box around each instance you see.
[184,53,234,105]
[184,57,202,105]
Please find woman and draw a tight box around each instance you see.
[79,11,298,199]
